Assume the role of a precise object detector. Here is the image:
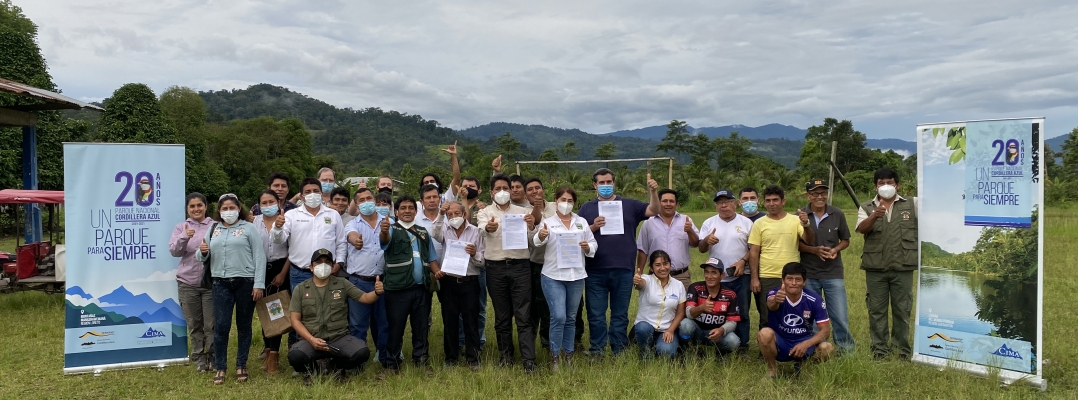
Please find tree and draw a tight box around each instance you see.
[560,141,579,160]
[713,132,753,172]
[205,117,313,203]
[159,86,228,198]
[656,120,691,161]
[96,83,178,144]
[797,118,869,178]
[1062,127,1078,178]
[594,142,617,160]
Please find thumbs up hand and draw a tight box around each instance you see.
[492,154,503,172]
[683,217,694,234]
[797,209,809,226]
[646,173,658,191]
[704,228,719,246]
[185,223,195,238]
[774,283,788,303]
[275,212,286,229]
[538,223,549,241]
[199,239,209,255]
[351,234,364,250]
[381,217,390,234]
[374,276,384,295]
[633,270,645,287]
[485,216,499,233]
[440,202,450,216]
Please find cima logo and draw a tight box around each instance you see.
[991,343,1023,360]
[139,327,167,339]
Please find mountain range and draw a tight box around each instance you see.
[66,285,186,327]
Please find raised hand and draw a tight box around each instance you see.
[646,173,658,191]
[684,218,694,234]
[374,276,384,295]
[199,239,209,255]
[443,140,458,155]
[703,228,719,246]
[381,217,391,234]
[492,154,503,172]
[185,223,195,238]
[538,223,549,241]
[633,270,645,287]
[797,209,809,226]
[440,202,450,216]
[275,212,286,228]
[485,216,499,233]
[358,179,367,189]
[774,283,788,303]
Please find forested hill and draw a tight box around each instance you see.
[198,84,477,172]
[456,122,661,160]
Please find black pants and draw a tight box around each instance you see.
[437,276,481,364]
[287,335,369,374]
[385,285,432,370]
[576,293,586,344]
[486,259,535,363]
[261,259,290,352]
[529,262,550,348]
[212,277,255,371]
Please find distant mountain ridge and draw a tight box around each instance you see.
[601,123,917,154]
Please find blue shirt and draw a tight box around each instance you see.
[344,215,387,276]
[577,196,649,270]
[380,226,438,284]
[766,287,829,342]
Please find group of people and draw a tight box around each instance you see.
[169,141,918,384]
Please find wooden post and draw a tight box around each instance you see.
[828,141,837,205]
[667,158,674,189]
[515,163,521,177]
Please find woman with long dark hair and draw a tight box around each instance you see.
[252,189,291,374]
[632,250,687,360]
[168,193,216,372]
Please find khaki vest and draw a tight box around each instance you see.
[859,197,918,271]
[295,276,353,342]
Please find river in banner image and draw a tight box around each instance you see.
[918,267,1037,344]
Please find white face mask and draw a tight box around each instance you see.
[221,210,239,225]
[493,190,511,205]
[398,220,415,229]
[557,201,573,215]
[877,184,897,200]
[140,183,151,190]
[304,192,323,208]
[313,263,332,279]
[448,216,465,229]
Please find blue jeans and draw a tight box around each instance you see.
[212,277,255,371]
[723,274,752,348]
[805,278,854,353]
[541,275,585,356]
[288,266,313,346]
[632,322,678,359]
[459,267,487,348]
[585,268,633,355]
[347,276,389,366]
[678,319,739,352]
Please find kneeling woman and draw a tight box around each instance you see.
[198,194,266,384]
[632,250,686,360]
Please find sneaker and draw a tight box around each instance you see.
[523,361,537,374]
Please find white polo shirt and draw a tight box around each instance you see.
[634,275,687,331]
[272,205,347,269]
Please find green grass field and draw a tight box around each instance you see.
[0,209,1074,398]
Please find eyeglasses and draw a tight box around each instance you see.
[807,191,828,198]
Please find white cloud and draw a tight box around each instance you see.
[65,294,120,308]
[121,269,176,283]
[17,0,1078,139]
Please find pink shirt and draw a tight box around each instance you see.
[168,217,216,286]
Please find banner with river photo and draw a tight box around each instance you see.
[914,118,1044,388]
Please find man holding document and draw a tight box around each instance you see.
[431,201,486,370]
[533,186,597,372]
[478,174,539,372]
[577,168,660,357]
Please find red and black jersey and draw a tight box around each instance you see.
[684,282,741,331]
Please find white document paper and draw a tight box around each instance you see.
[501,213,528,250]
[555,232,583,269]
[598,201,625,235]
[441,240,471,276]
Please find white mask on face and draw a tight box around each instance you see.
[877,184,897,200]
[304,192,323,208]
[313,263,332,279]
[493,190,511,205]
[448,216,465,229]
[221,210,239,225]
[557,201,573,215]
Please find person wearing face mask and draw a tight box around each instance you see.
[431,201,486,370]
[374,192,394,222]
[197,194,266,384]
[455,176,488,350]
[168,193,216,372]
[522,178,558,351]
[317,167,336,205]
[342,188,391,370]
[631,250,686,360]
[697,189,755,353]
[576,168,660,358]
[378,195,444,378]
[251,172,298,216]
[855,167,918,361]
[739,187,764,222]
[288,249,384,386]
[533,186,596,371]
[477,174,539,372]
[252,190,292,373]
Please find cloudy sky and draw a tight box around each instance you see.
[18,0,1078,139]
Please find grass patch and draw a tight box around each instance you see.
[0,210,1073,397]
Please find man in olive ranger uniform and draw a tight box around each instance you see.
[855,168,918,360]
[289,249,384,386]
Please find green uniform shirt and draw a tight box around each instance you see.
[289,276,367,342]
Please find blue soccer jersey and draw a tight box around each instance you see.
[766,287,829,343]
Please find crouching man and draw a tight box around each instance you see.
[758,262,833,378]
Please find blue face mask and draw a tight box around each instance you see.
[262,204,279,217]
[359,201,376,216]
[741,200,758,214]
[321,182,335,193]
[375,206,390,217]
[597,184,614,198]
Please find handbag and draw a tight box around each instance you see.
[256,286,293,337]
[199,223,219,289]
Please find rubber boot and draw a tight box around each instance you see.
[265,351,280,375]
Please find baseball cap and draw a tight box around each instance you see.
[805,178,828,191]
[311,248,333,264]
[700,257,725,272]
[713,189,735,201]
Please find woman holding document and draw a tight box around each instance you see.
[533,186,597,372]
